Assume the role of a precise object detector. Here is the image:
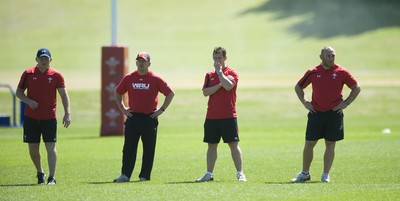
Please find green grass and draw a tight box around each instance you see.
[1,0,400,200]
[1,87,399,201]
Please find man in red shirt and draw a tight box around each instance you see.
[291,46,361,183]
[196,46,246,182]
[113,52,174,182]
[16,48,71,185]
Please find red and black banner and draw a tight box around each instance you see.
[100,46,129,136]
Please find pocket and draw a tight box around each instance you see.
[152,118,159,127]
[124,116,133,125]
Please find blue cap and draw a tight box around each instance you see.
[37,48,51,58]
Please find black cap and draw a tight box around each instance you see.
[37,48,51,58]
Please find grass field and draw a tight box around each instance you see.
[1,87,399,201]
[1,0,400,200]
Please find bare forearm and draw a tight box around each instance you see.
[160,92,175,111]
[344,83,361,105]
[203,84,222,96]
[218,74,234,91]
[114,91,126,111]
[295,84,307,104]
[295,84,315,113]
[60,93,70,115]
[114,90,134,117]
[57,88,71,127]
[16,88,30,103]
[57,88,71,114]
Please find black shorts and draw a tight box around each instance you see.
[203,118,239,143]
[23,116,57,143]
[305,110,344,141]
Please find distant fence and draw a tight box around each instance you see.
[0,83,24,127]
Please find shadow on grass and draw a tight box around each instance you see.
[265,181,320,184]
[87,180,151,184]
[0,183,39,187]
[165,181,227,184]
[87,181,115,185]
[238,0,400,38]
[167,181,322,184]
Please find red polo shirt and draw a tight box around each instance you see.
[297,64,358,112]
[115,70,173,114]
[17,66,65,120]
[203,66,238,119]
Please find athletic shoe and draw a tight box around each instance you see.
[237,173,247,182]
[139,177,149,182]
[290,172,311,183]
[195,172,214,182]
[37,172,45,185]
[113,174,130,183]
[47,176,56,185]
[321,173,330,182]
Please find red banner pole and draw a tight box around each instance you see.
[100,46,128,136]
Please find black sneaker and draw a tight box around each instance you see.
[37,172,45,184]
[47,176,56,185]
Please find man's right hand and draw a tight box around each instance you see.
[27,99,39,110]
[122,108,133,117]
[303,101,316,113]
[213,60,221,70]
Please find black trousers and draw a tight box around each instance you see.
[121,113,158,180]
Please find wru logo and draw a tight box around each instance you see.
[132,83,150,90]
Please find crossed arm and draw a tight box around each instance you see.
[203,74,235,97]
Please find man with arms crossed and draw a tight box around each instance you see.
[196,46,246,182]
[16,48,71,185]
[291,46,361,183]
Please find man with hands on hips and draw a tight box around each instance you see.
[113,51,174,182]
[291,46,361,183]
